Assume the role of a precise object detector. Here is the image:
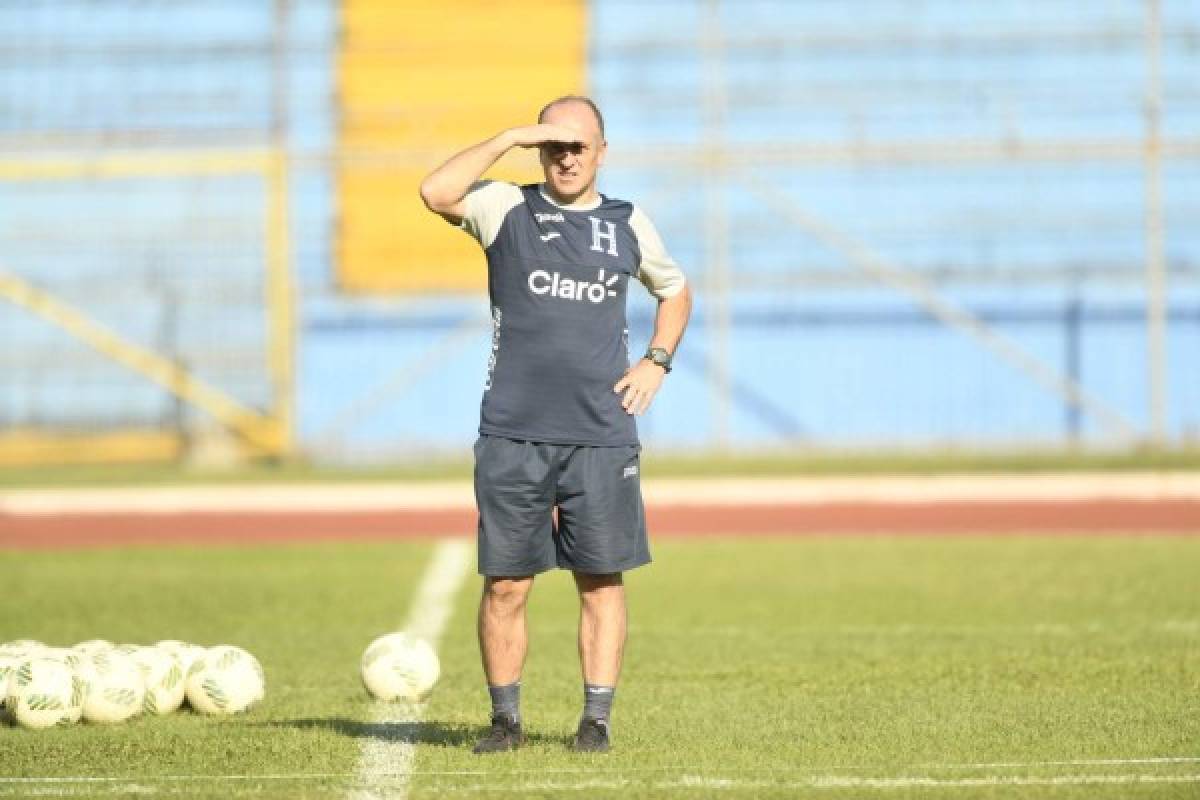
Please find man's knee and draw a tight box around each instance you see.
[482,576,534,614]
[574,571,624,599]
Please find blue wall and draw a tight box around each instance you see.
[2,1,1198,457]
[302,0,1200,454]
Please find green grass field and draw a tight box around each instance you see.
[2,536,1198,798]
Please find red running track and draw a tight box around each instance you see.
[1,500,1198,548]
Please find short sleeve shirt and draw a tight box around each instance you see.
[459,181,686,446]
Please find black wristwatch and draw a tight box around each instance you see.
[644,346,673,373]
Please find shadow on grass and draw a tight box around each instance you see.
[269,717,562,748]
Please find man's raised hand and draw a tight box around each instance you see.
[506,123,584,149]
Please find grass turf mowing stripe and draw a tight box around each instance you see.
[348,539,473,800]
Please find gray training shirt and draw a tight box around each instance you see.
[460,181,686,447]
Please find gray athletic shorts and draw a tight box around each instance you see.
[473,434,651,576]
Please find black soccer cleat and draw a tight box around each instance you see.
[472,712,524,754]
[571,717,611,753]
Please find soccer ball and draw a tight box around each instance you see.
[0,641,44,678]
[72,639,113,657]
[3,648,84,724]
[155,640,205,675]
[131,647,185,715]
[360,632,440,702]
[0,645,47,720]
[38,647,86,672]
[185,645,265,715]
[0,652,23,718]
[5,657,85,729]
[80,649,145,724]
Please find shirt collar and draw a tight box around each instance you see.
[538,184,603,212]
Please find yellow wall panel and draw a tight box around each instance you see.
[337,0,586,294]
[343,2,582,42]
[0,430,183,467]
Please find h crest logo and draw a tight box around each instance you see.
[589,216,618,257]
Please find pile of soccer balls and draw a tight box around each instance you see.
[0,639,265,730]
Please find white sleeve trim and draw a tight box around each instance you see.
[629,205,687,299]
[460,181,524,249]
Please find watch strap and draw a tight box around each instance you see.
[644,346,673,373]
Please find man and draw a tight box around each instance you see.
[418,95,692,754]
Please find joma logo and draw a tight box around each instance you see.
[528,269,619,303]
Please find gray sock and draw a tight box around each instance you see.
[583,684,615,723]
[487,681,521,722]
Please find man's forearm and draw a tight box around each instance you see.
[646,284,693,355]
[419,131,514,213]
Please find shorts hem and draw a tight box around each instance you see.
[556,556,652,575]
[477,562,558,578]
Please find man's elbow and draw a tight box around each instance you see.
[418,178,442,213]
[666,281,693,313]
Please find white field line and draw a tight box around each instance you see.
[5,472,1200,515]
[922,756,1200,768]
[403,774,1200,793]
[809,774,1200,789]
[346,538,474,800]
[22,773,1195,795]
[3,757,1199,785]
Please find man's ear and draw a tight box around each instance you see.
[597,139,608,168]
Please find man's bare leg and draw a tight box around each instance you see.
[573,571,625,751]
[479,576,534,684]
[575,572,626,684]
[474,576,534,753]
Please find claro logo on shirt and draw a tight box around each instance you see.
[528,268,619,304]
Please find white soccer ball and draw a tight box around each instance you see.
[0,652,23,719]
[79,650,144,724]
[155,640,206,675]
[28,647,87,721]
[185,645,265,715]
[360,632,440,702]
[38,647,86,672]
[0,644,52,722]
[131,647,185,715]
[72,639,113,658]
[0,641,44,676]
[5,657,85,729]
[0,652,19,685]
